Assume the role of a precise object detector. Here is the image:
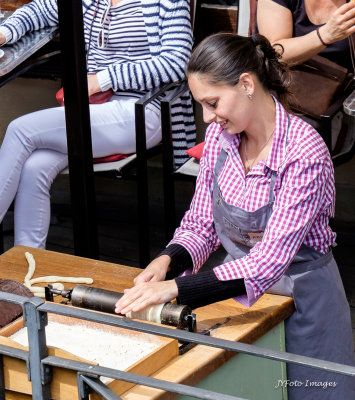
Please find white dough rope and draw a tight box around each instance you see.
[30,276,93,285]
[24,251,93,297]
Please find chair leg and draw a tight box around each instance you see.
[161,99,177,240]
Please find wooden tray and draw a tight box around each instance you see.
[0,312,178,399]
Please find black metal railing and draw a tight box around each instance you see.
[0,291,354,400]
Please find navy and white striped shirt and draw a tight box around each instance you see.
[85,0,158,110]
[0,0,196,166]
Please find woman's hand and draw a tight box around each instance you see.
[87,74,101,96]
[320,2,355,45]
[0,33,6,46]
[114,255,173,314]
[133,255,171,285]
[114,280,178,315]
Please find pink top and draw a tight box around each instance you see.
[170,98,336,306]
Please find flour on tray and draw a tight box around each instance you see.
[10,321,160,372]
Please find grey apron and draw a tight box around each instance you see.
[212,145,355,399]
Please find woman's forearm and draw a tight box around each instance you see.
[270,30,327,66]
[0,0,58,44]
[257,0,355,65]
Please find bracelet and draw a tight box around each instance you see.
[316,27,330,47]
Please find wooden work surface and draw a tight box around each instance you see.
[0,246,294,400]
[1,1,31,11]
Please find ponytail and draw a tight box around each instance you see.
[187,32,292,111]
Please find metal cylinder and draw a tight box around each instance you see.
[160,302,193,330]
[71,285,123,314]
[71,285,193,329]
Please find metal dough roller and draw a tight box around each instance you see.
[45,284,196,331]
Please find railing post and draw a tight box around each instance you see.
[23,297,51,400]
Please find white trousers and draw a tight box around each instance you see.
[0,97,161,248]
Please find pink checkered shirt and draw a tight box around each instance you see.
[170,98,336,307]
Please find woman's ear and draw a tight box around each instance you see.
[239,72,255,97]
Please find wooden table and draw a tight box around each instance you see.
[0,9,58,81]
[0,246,294,400]
[0,1,31,12]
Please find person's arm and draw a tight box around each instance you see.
[115,249,246,313]
[175,271,246,309]
[0,0,58,46]
[213,124,335,307]
[124,122,223,287]
[257,0,355,65]
[96,0,193,93]
[115,123,227,314]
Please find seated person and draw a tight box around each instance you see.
[256,0,355,69]
[0,0,195,249]
[257,0,355,154]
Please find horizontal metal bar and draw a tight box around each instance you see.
[160,80,189,105]
[136,80,185,106]
[38,302,355,377]
[43,356,246,400]
[1,293,353,381]
[0,290,29,306]
[0,343,29,361]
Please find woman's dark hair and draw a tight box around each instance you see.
[187,33,291,111]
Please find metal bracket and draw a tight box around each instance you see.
[186,312,197,332]
[44,285,54,302]
[45,285,72,303]
[41,363,52,386]
[78,374,123,400]
[25,355,32,381]
[23,297,52,398]
[77,373,94,400]
[178,318,230,355]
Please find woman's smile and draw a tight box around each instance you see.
[218,120,228,129]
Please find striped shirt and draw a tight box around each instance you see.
[170,98,336,306]
[85,1,151,74]
[85,0,159,110]
[0,0,196,166]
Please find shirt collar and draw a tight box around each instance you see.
[219,126,239,151]
[266,97,289,172]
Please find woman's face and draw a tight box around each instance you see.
[188,73,253,135]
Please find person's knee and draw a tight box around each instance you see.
[19,155,56,195]
[6,117,24,138]
[4,116,33,148]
